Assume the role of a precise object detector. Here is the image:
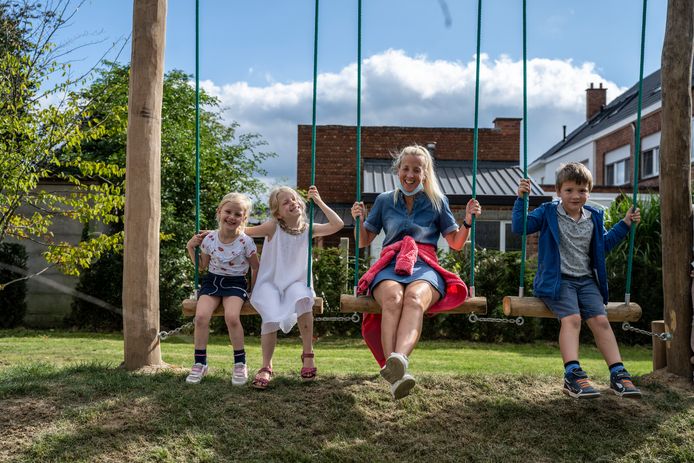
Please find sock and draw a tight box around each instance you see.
[608,362,625,375]
[564,361,581,375]
[233,349,246,365]
[194,348,207,365]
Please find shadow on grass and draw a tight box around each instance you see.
[1,363,692,463]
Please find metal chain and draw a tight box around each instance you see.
[468,313,525,326]
[314,291,361,324]
[622,322,672,341]
[158,321,194,341]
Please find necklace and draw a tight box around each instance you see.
[278,219,307,236]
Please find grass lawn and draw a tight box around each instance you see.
[0,330,692,463]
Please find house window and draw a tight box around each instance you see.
[641,147,659,178]
[469,220,522,253]
[605,158,630,186]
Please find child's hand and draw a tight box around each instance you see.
[517,178,531,198]
[623,207,641,226]
[307,185,322,203]
[187,231,209,249]
[465,199,482,223]
[351,201,366,220]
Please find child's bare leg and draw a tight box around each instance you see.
[222,296,245,351]
[586,315,622,366]
[394,281,439,357]
[373,281,405,357]
[257,331,277,381]
[558,314,582,364]
[194,296,220,349]
[298,312,315,368]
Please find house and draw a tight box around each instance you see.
[296,120,551,259]
[529,68,694,206]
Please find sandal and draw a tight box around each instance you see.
[251,366,273,390]
[300,352,317,381]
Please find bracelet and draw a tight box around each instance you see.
[462,219,472,229]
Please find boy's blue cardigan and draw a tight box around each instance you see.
[511,197,630,303]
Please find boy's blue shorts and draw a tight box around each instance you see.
[541,275,607,320]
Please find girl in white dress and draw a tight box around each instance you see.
[247,185,343,389]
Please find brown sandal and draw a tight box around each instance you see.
[251,366,273,390]
[300,352,317,381]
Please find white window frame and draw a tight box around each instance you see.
[641,146,659,179]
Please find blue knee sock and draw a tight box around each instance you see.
[194,349,207,365]
[609,362,625,375]
[233,349,246,365]
[564,361,581,375]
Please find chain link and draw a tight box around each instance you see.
[313,291,361,324]
[158,321,194,341]
[621,322,672,341]
[468,313,525,326]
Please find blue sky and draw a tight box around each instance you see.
[57,0,667,186]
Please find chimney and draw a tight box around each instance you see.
[562,125,567,141]
[586,82,607,120]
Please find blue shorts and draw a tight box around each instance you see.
[541,275,606,320]
[199,273,249,300]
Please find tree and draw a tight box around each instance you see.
[660,0,694,378]
[0,1,124,278]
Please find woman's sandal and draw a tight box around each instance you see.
[251,366,273,390]
[300,352,317,381]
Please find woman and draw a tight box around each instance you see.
[351,145,481,399]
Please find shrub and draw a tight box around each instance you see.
[0,243,28,328]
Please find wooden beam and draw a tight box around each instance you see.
[122,0,167,370]
[182,298,324,317]
[502,296,642,322]
[339,295,487,315]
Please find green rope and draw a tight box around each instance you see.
[519,0,529,297]
[625,0,648,301]
[353,0,362,292]
[307,0,320,288]
[469,0,482,296]
[194,0,201,292]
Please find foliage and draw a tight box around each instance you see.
[0,243,28,327]
[0,1,124,277]
[69,63,275,328]
[604,193,664,343]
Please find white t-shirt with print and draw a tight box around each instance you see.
[200,231,256,276]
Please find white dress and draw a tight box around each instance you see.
[250,223,315,334]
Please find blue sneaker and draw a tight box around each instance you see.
[610,369,642,399]
[563,369,601,399]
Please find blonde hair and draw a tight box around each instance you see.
[268,186,307,224]
[392,144,444,212]
[216,192,252,232]
[555,162,593,192]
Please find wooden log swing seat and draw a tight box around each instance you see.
[502,296,641,322]
[339,294,487,315]
[182,297,324,317]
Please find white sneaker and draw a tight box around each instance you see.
[232,362,248,386]
[186,363,208,384]
[380,352,408,384]
[391,374,416,400]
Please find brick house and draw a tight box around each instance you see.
[296,120,550,259]
[529,68,694,204]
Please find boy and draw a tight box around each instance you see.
[513,162,641,399]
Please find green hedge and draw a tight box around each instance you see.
[0,243,28,328]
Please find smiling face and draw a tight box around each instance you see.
[558,180,590,218]
[397,153,426,194]
[217,200,248,233]
[274,190,304,221]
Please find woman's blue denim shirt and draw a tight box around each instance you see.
[364,190,459,247]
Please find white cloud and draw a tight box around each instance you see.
[201,49,627,186]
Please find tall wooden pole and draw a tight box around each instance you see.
[123,0,167,370]
[660,0,693,379]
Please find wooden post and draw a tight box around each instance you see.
[660,0,694,378]
[339,237,349,293]
[122,0,167,370]
[652,320,667,371]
